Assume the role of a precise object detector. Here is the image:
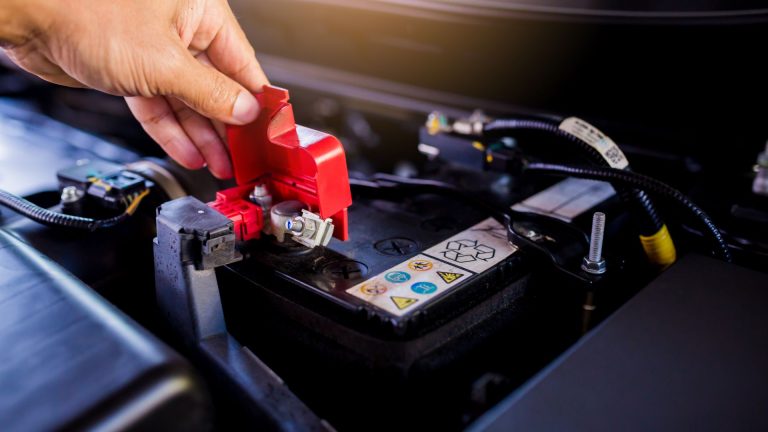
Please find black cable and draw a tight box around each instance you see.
[485,119,607,163]
[484,118,664,235]
[524,163,732,262]
[0,188,135,231]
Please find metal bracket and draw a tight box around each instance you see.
[154,196,327,430]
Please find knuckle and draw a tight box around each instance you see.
[232,56,253,79]
[171,103,196,123]
[140,108,173,126]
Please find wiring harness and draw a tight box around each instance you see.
[483,117,676,267]
[523,162,731,262]
[0,188,150,231]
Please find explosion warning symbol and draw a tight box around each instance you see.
[437,271,464,284]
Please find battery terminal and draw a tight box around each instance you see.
[285,210,335,248]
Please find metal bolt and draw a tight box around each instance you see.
[60,186,83,204]
[582,212,607,275]
[588,212,605,262]
[251,184,269,197]
[285,217,305,233]
[249,184,272,205]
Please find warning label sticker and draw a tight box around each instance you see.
[422,218,517,275]
[360,281,388,296]
[437,271,464,284]
[391,296,419,310]
[408,259,433,272]
[346,218,518,317]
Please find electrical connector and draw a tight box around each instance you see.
[285,210,335,248]
[205,85,351,249]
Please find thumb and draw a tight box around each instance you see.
[164,50,259,125]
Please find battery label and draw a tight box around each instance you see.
[346,218,518,317]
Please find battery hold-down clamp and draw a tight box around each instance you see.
[209,85,352,248]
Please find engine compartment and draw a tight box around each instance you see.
[1,4,767,431]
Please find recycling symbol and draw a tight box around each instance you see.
[441,239,496,263]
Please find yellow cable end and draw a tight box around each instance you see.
[125,189,150,216]
[639,225,677,269]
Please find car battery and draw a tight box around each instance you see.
[210,181,587,431]
[221,189,531,340]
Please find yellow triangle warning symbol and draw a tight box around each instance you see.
[437,271,464,284]
[391,296,418,310]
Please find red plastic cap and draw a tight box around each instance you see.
[208,186,264,241]
[225,86,352,240]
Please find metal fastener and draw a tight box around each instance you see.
[285,218,305,233]
[60,186,83,204]
[582,212,607,275]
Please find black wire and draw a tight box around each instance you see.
[524,163,732,262]
[484,118,664,235]
[485,119,607,163]
[0,189,131,231]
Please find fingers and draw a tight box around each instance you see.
[167,98,233,179]
[205,6,269,93]
[192,52,232,142]
[124,96,205,171]
[162,46,259,126]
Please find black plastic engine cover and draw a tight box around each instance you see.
[0,229,211,431]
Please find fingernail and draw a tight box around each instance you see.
[214,161,234,180]
[232,91,259,124]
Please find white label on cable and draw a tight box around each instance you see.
[559,117,630,169]
[512,178,616,222]
[345,218,518,317]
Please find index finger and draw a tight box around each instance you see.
[206,4,269,93]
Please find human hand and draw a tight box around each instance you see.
[1,0,268,179]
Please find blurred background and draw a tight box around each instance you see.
[1,3,767,430]
[2,0,767,181]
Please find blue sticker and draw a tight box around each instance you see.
[385,271,411,284]
[411,281,438,295]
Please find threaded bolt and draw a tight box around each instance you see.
[582,212,607,275]
[588,212,606,262]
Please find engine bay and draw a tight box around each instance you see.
[1,2,768,431]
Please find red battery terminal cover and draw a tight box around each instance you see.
[208,86,352,242]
